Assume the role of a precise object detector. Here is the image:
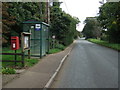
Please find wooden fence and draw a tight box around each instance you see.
[0,52,25,67]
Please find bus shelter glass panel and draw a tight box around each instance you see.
[30,24,41,56]
[45,26,49,53]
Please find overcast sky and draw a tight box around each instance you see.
[59,0,102,31]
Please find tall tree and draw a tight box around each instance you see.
[82,17,101,39]
[50,2,80,45]
[2,2,16,46]
[2,2,47,46]
[97,2,120,43]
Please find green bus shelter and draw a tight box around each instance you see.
[22,20,49,58]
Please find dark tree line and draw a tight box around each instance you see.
[2,2,47,46]
[50,2,80,45]
[2,2,80,47]
[50,2,80,46]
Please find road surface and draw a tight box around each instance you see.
[51,39,118,88]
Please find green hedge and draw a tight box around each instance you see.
[55,44,65,50]
[49,44,66,54]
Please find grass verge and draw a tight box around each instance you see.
[87,39,120,51]
[49,48,61,54]
[1,47,39,69]
[1,44,66,74]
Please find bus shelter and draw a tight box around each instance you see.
[22,20,49,58]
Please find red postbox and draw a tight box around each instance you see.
[11,36,20,50]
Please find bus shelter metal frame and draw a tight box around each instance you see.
[22,20,49,58]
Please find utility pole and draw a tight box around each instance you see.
[39,2,43,22]
[46,0,50,24]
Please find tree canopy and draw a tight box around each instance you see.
[2,2,47,46]
[82,2,120,43]
[97,2,120,43]
[2,2,80,47]
[82,17,101,39]
[50,2,80,46]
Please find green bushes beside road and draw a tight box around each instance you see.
[49,44,66,54]
[2,67,16,74]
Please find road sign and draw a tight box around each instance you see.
[35,24,41,31]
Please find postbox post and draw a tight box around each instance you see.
[15,50,17,65]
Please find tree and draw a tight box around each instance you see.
[82,17,102,39]
[8,2,46,34]
[2,2,16,46]
[2,2,47,46]
[50,2,80,46]
[97,2,120,43]
[2,2,80,47]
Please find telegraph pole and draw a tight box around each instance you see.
[39,2,43,22]
[46,0,50,24]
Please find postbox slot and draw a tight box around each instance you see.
[11,39,16,40]
[11,40,16,42]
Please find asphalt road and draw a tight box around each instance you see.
[51,39,118,88]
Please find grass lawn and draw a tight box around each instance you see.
[87,39,120,51]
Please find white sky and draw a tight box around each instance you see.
[59,0,102,31]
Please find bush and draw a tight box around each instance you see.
[101,34,109,41]
[55,44,65,50]
[49,44,66,54]
[2,67,16,74]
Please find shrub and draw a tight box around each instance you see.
[55,44,65,50]
[2,67,16,74]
